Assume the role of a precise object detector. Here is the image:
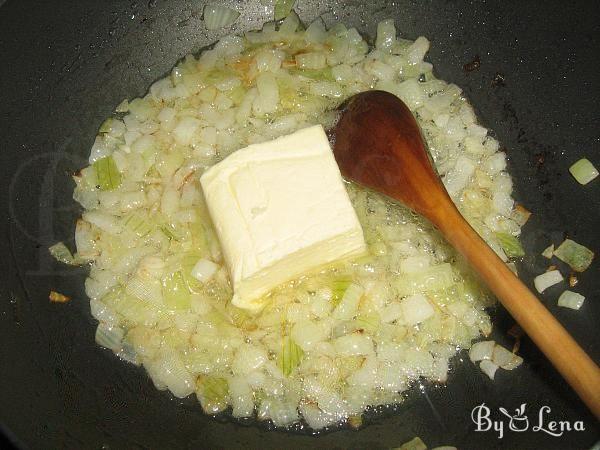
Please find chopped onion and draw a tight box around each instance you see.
[479,359,499,380]
[305,18,327,43]
[299,402,337,429]
[501,354,523,371]
[395,437,428,450]
[291,320,328,351]
[203,5,240,31]
[534,270,563,293]
[295,52,327,70]
[95,323,125,352]
[49,242,79,265]
[492,345,515,367]
[553,239,594,272]
[444,156,476,196]
[332,333,373,356]
[191,258,219,283]
[406,36,430,65]
[541,244,554,259]
[400,294,434,325]
[229,376,254,417]
[258,398,299,426]
[333,283,363,320]
[375,19,396,51]
[232,344,268,375]
[399,255,430,274]
[469,340,495,362]
[557,290,585,310]
[115,99,129,113]
[569,158,598,185]
[66,15,530,430]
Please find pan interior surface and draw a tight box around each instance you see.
[0,1,599,449]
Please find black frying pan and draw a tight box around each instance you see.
[0,1,599,449]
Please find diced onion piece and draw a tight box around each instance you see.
[157,350,196,398]
[553,239,594,272]
[305,18,327,44]
[395,437,427,450]
[399,255,430,274]
[333,283,363,320]
[300,403,337,430]
[400,294,434,325]
[191,258,219,283]
[444,156,476,196]
[291,320,329,351]
[501,354,523,371]
[468,340,495,362]
[332,333,373,356]
[376,19,396,51]
[115,99,129,112]
[49,242,78,265]
[479,359,499,380]
[203,5,239,30]
[512,204,532,226]
[232,344,268,374]
[295,52,327,70]
[407,36,430,65]
[274,0,296,21]
[569,158,599,185]
[229,376,254,418]
[491,345,514,367]
[533,270,563,293]
[557,290,585,310]
[95,323,124,351]
[495,232,525,258]
[126,275,163,305]
[541,244,554,259]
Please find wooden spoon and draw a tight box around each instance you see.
[332,90,600,418]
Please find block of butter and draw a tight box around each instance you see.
[200,125,367,311]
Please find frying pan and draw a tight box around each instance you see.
[0,1,598,448]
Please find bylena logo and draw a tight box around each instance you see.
[471,403,585,439]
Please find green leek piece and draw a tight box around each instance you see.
[331,277,352,306]
[274,0,295,21]
[495,232,525,258]
[288,67,334,81]
[553,239,594,272]
[93,156,121,191]
[277,337,304,376]
[198,376,229,413]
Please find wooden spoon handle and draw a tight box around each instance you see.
[432,203,600,418]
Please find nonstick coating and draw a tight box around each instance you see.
[0,1,599,449]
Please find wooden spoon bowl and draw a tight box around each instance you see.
[333,90,600,418]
